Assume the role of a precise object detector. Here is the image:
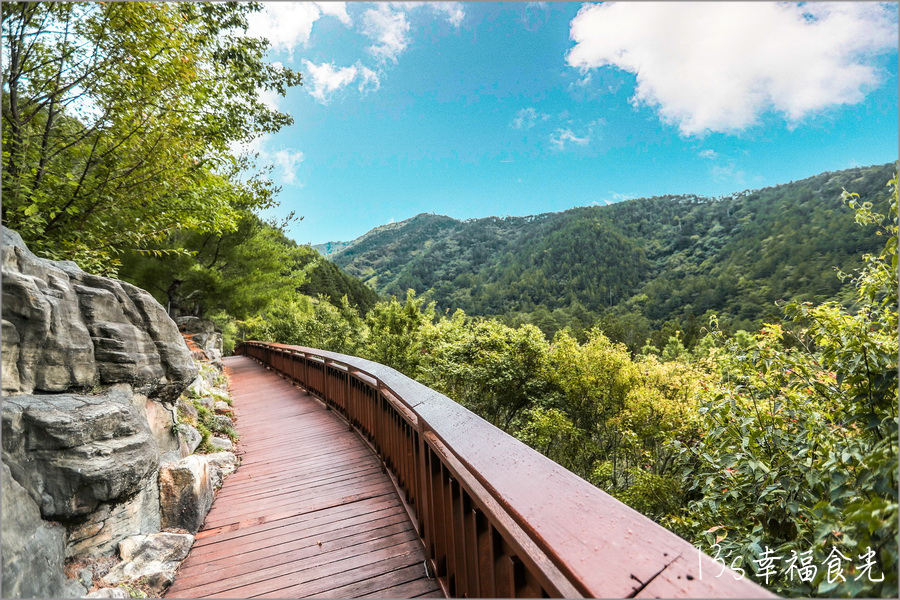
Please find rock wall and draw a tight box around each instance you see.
[1,228,237,598]
[1,228,196,400]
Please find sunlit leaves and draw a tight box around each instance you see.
[1,1,301,273]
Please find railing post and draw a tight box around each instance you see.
[375,381,386,474]
[304,354,309,394]
[347,370,354,431]
[417,420,431,545]
[324,359,331,410]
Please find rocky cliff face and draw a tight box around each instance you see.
[2,228,196,400]
[0,227,224,598]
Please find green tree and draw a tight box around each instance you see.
[120,212,310,320]
[243,295,368,357]
[419,311,552,431]
[2,2,301,272]
[672,179,898,597]
[364,290,435,377]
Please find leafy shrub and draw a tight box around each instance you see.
[672,180,898,597]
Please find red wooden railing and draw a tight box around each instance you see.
[236,341,773,599]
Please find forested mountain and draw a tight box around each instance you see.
[298,251,381,313]
[325,163,896,349]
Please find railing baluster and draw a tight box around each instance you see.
[494,535,515,598]
[464,494,480,597]
[477,513,495,598]
[431,453,448,578]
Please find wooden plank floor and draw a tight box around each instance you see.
[166,355,442,599]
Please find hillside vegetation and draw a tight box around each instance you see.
[256,180,898,597]
[3,5,894,595]
[325,163,895,350]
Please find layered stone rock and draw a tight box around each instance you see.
[2,385,159,519]
[1,228,202,597]
[1,227,196,402]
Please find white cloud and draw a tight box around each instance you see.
[698,149,718,160]
[429,2,465,27]
[388,2,465,26]
[302,60,381,104]
[566,2,898,136]
[550,127,590,150]
[362,4,411,63]
[362,3,465,63]
[229,134,305,187]
[357,65,381,94]
[512,107,549,129]
[256,87,282,112]
[317,2,351,26]
[274,148,306,185]
[246,2,351,55]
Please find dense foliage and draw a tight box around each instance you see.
[2,1,300,273]
[671,182,898,597]
[3,5,893,594]
[324,163,895,351]
[256,177,898,597]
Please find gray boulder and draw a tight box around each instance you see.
[65,476,161,559]
[1,463,67,598]
[159,455,214,533]
[85,587,130,598]
[2,386,159,519]
[101,532,193,594]
[208,436,233,453]
[206,452,239,489]
[1,226,196,402]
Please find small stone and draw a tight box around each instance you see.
[208,437,233,453]
[205,452,238,488]
[79,566,95,589]
[85,586,130,598]
[195,395,214,410]
[101,533,193,595]
[176,399,198,424]
[214,400,231,413]
[187,377,207,398]
[213,414,234,431]
[62,577,89,598]
[177,424,202,456]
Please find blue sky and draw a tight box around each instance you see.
[237,2,899,246]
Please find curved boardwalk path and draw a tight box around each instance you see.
[166,355,442,599]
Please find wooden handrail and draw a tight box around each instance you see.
[235,341,774,598]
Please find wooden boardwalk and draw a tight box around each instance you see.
[166,355,442,599]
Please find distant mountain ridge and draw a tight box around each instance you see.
[320,163,896,348]
[312,240,354,257]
